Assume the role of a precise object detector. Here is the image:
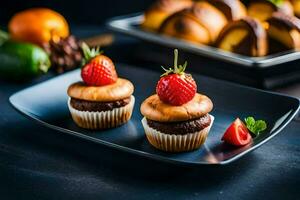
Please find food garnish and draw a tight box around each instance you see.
[81,43,118,86]
[222,116,268,146]
[244,116,267,136]
[222,118,252,146]
[156,49,197,106]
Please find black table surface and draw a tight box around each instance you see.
[0,27,299,200]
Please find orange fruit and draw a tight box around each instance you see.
[9,8,69,46]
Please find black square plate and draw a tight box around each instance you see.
[9,64,300,165]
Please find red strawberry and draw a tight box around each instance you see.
[80,43,118,86]
[156,49,197,106]
[222,118,252,146]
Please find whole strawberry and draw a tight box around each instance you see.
[81,43,118,86]
[156,49,197,106]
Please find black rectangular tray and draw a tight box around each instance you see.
[9,64,300,166]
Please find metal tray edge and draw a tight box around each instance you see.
[106,13,300,68]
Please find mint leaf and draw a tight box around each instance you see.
[244,116,267,136]
[245,117,255,127]
[245,117,255,133]
[254,120,267,134]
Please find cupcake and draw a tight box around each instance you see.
[140,49,214,152]
[67,43,135,129]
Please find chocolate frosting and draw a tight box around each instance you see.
[267,12,300,32]
[250,0,278,10]
[249,0,293,15]
[70,97,131,112]
[146,114,211,135]
[242,17,266,52]
[159,8,204,34]
[267,12,300,53]
[208,0,242,20]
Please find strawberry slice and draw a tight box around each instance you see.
[222,118,252,146]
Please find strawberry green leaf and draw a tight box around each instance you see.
[81,42,103,65]
[160,49,188,77]
[161,66,173,77]
[178,61,188,74]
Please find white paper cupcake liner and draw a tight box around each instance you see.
[142,115,214,152]
[68,95,135,129]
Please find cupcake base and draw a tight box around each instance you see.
[141,115,214,152]
[68,95,135,129]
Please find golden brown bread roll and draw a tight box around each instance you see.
[291,0,300,18]
[141,0,193,32]
[215,17,268,56]
[159,2,228,44]
[266,12,300,54]
[67,78,134,102]
[248,0,293,22]
[140,93,213,122]
[206,0,247,21]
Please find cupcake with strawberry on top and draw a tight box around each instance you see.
[67,43,135,129]
[140,49,214,152]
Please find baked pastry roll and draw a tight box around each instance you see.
[216,17,268,56]
[248,0,293,22]
[290,0,300,18]
[207,0,247,21]
[267,12,300,54]
[141,0,193,32]
[159,2,228,44]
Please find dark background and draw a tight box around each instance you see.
[0,0,153,26]
[0,1,299,199]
